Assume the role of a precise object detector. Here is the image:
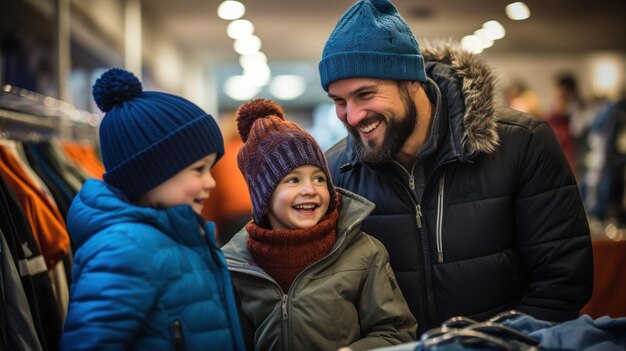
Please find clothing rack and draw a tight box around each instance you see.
[0,85,100,142]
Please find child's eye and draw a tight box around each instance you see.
[285,177,299,184]
[313,176,327,183]
[193,165,205,173]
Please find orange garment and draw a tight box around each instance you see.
[61,141,105,179]
[0,145,69,268]
[202,138,252,235]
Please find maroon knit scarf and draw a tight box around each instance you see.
[246,206,339,293]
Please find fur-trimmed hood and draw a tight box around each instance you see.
[421,40,500,157]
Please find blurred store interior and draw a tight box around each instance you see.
[1,0,626,229]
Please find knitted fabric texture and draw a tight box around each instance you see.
[318,0,426,91]
[246,198,339,292]
[93,68,224,199]
[236,99,337,224]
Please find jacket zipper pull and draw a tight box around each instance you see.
[385,263,398,291]
[409,174,415,190]
[416,204,423,229]
[282,294,289,320]
[173,319,184,351]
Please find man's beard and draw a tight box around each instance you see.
[348,87,417,164]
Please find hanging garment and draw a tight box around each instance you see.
[1,229,43,351]
[0,140,59,210]
[0,144,69,268]
[21,142,74,219]
[60,141,104,180]
[0,175,63,351]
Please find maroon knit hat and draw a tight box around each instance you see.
[236,99,337,225]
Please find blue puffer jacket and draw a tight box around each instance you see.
[61,179,245,351]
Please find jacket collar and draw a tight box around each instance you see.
[68,179,212,249]
[223,187,374,265]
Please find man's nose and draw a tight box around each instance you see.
[346,102,366,126]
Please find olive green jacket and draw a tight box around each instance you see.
[222,188,417,351]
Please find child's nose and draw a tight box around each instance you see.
[203,172,216,189]
[300,181,316,195]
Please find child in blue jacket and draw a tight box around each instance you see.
[61,68,245,351]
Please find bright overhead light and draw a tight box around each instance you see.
[239,51,267,70]
[506,2,530,20]
[461,35,483,54]
[217,1,245,20]
[243,63,271,86]
[227,19,254,39]
[474,29,494,49]
[234,35,262,55]
[482,20,506,40]
[224,75,260,100]
[269,75,306,100]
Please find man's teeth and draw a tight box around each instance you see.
[359,120,380,133]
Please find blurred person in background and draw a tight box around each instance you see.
[504,79,541,118]
[319,0,593,335]
[543,73,587,175]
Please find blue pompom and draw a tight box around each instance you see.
[92,68,143,112]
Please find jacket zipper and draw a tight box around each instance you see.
[385,158,454,328]
[173,319,184,351]
[392,160,423,228]
[281,294,288,319]
[436,171,446,263]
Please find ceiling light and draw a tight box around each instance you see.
[227,19,254,39]
[474,29,494,49]
[224,75,260,100]
[233,35,262,55]
[269,75,306,100]
[505,2,530,21]
[482,20,506,40]
[239,51,267,70]
[243,63,271,86]
[217,1,245,20]
[461,35,483,54]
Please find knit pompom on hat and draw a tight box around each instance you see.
[236,99,337,225]
[236,98,285,142]
[92,68,142,112]
[93,68,224,200]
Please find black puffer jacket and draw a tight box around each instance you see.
[325,43,593,334]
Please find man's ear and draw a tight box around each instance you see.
[407,80,422,93]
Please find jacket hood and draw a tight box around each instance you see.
[67,179,208,248]
[223,187,374,265]
[421,40,499,157]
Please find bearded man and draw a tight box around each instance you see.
[320,0,593,335]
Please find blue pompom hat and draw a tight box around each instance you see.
[93,68,224,200]
[318,0,426,91]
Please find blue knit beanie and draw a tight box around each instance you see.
[319,0,426,91]
[236,99,337,225]
[93,68,224,200]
